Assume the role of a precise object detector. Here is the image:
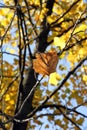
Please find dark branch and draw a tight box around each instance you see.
[51,0,80,26]
[14,57,87,120]
[58,108,81,130]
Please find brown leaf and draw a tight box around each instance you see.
[33,51,58,75]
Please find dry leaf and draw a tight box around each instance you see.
[33,51,58,75]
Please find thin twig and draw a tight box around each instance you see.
[0,75,19,101]
[2,12,16,39]
[51,0,80,26]
[65,7,87,46]
[58,107,81,130]
[14,76,43,119]
[0,51,19,57]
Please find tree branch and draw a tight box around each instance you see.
[58,107,81,130]
[51,0,80,26]
[14,57,87,120]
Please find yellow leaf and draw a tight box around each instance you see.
[64,81,70,87]
[5,94,10,101]
[67,52,78,66]
[10,49,15,54]
[1,20,9,26]
[77,118,84,125]
[71,90,76,93]
[79,48,87,58]
[74,24,87,34]
[7,11,14,19]
[83,75,87,82]
[9,100,15,105]
[53,36,66,49]
[0,8,9,16]
[49,72,61,86]
[47,15,57,24]
[47,16,54,24]
[34,0,40,6]
[4,0,13,4]
[42,81,48,86]
[0,9,4,16]
[40,8,48,19]
[5,106,10,110]
[6,47,15,54]
[11,41,17,47]
[53,4,61,14]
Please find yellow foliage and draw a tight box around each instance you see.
[47,16,54,24]
[0,8,14,31]
[34,0,40,6]
[40,8,48,19]
[42,81,48,87]
[30,0,40,6]
[77,118,84,125]
[0,0,87,129]
[83,75,87,82]
[74,24,87,34]
[4,0,14,4]
[49,72,61,86]
[1,20,9,26]
[10,49,15,54]
[6,48,16,54]
[67,38,87,65]
[0,8,10,15]
[53,36,66,49]
[7,11,14,19]
[67,52,78,65]
[47,14,57,24]
[11,42,17,47]
[9,100,15,105]
[5,94,10,102]
[64,81,70,87]
[78,48,87,58]
[53,3,63,15]
[0,8,13,19]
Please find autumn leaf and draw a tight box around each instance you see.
[33,51,58,75]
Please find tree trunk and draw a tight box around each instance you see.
[12,0,54,129]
